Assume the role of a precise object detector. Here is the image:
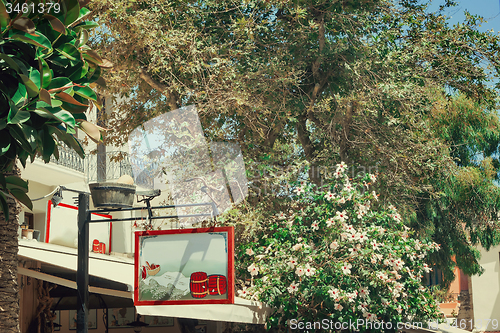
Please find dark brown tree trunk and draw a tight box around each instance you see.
[0,164,21,333]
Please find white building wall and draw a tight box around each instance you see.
[471,244,500,329]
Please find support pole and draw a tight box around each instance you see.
[77,193,90,333]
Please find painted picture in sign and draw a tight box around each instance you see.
[134,227,234,305]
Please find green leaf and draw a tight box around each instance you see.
[47,77,72,93]
[0,1,9,29]
[76,29,89,47]
[8,125,33,153]
[35,107,75,127]
[0,54,22,74]
[68,61,88,81]
[10,188,33,210]
[0,191,9,220]
[56,43,80,61]
[61,0,80,26]
[43,15,66,35]
[38,88,52,105]
[29,69,41,91]
[5,175,28,192]
[19,74,40,97]
[72,21,98,33]
[7,101,30,124]
[9,32,53,50]
[0,136,10,157]
[11,82,28,106]
[49,125,84,158]
[55,91,88,106]
[39,58,53,89]
[82,49,103,65]
[40,128,55,162]
[74,85,97,101]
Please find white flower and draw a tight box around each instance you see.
[238,287,250,297]
[338,196,346,204]
[328,288,341,300]
[357,232,368,242]
[363,312,376,322]
[336,161,348,172]
[334,169,343,178]
[348,246,360,256]
[288,257,298,269]
[369,173,377,183]
[324,192,336,201]
[295,266,305,277]
[372,191,378,201]
[359,287,370,298]
[346,291,357,302]
[248,263,259,276]
[292,243,303,251]
[294,186,305,195]
[304,263,316,277]
[396,305,403,314]
[358,303,369,312]
[277,212,286,220]
[335,210,349,223]
[334,303,343,311]
[326,217,335,227]
[330,241,339,250]
[414,240,421,251]
[256,254,266,260]
[341,262,352,275]
[423,264,432,273]
[311,221,319,231]
[246,248,254,256]
[287,281,299,294]
[343,181,354,192]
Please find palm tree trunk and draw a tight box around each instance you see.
[0,165,21,333]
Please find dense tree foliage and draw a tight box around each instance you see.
[91,0,500,287]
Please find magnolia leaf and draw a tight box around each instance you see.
[98,59,114,69]
[5,175,29,192]
[10,188,33,211]
[0,2,9,29]
[39,88,51,105]
[76,29,89,47]
[9,32,52,50]
[0,54,21,73]
[74,85,97,101]
[61,0,80,26]
[82,49,103,65]
[73,21,98,32]
[39,58,53,88]
[55,91,88,106]
[12,18,36,35]
[35,107,75,128]
[43,15,66,35]
[78,119,102,143]
[19,74,40,97]
[56,43,80,61]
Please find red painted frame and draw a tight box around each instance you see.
[134,226,235,306]
[45,200,113,252]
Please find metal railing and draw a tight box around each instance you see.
[85,150,134,183]
[47,144,85,173]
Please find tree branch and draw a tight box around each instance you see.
[139,68,178,110]
[340,102,355,162]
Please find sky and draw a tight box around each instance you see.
[427,0,500,32]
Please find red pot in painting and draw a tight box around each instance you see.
[190,272,209,298]
[93,239,99,252]
[208,275,227,295]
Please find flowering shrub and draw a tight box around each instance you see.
[234,163,442,330]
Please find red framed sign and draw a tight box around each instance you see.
[134,227,234,305]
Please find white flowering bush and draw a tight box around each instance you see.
[234,163,442,330]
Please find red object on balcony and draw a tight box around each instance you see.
[99,242,106,254]
[190,272,209,298]
[208,275,227,295]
